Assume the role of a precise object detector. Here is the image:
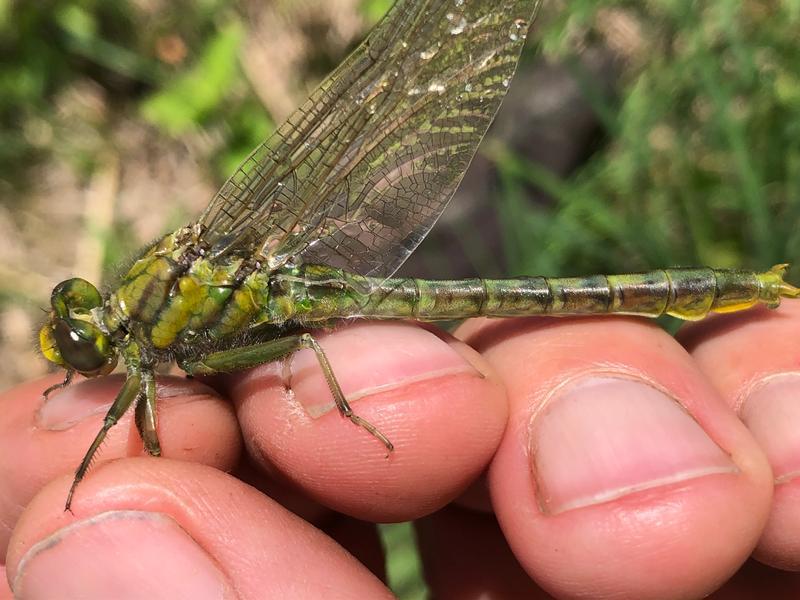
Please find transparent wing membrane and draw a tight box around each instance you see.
[199,0,540,277]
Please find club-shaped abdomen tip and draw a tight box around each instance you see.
[771,264,800,298]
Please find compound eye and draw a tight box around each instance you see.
[51,278,103,318]
[39,321,66,368]
[52,319,110,374]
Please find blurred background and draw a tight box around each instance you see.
[4,0,800,386]
[2,0,800,595]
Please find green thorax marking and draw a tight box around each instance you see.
[105,229,272,350]
[102,231,366,351]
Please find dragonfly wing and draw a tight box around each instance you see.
[199,0,541,277]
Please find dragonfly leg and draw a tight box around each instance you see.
[280,354,294,391]
[65,370,143,511]
[134,370,161,457]
[181,334,309,375]
[181,333,394,452]
[297,333,394,454]
[43,369,74,400]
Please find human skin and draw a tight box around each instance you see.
[2,304,800,599]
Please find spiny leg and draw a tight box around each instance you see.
[65,371,143,511]
[181,333,393,452]
[297,333,394,453]
[43,369,74,400]
[134,370,161,457]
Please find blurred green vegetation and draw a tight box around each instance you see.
[3,0,798,275]
[379,522,428,599]
[0,0,270,192]
[3,0,800,596]
[497,0,800,278]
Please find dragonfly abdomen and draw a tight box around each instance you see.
[299,265,798,322]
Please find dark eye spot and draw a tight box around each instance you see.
[53,319,106,373]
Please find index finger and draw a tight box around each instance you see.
[0,373,241,556]
[224,320,509,522]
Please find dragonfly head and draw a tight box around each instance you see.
[39,278,118,377]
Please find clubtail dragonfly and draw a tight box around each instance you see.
[39,0,799,510]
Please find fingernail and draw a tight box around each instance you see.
[14,511,235,600]
[531,376,737,514]
[291,323,480,417]
[740,372,800,484]
[37,377,123,431]
[38,377,210,431]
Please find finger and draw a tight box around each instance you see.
[1,566,9,600]
[232,455,332,524]
[416,505,553,599]
[459,316,773,599]
[0,374,241,556]
[5,459,391,599]
[321,515,386,582]
[223,320,508,521]
[234,453,388,579]
[678,300,800,570]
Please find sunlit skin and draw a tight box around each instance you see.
[35,1,800,509]
[4,305,800,598]
[10,0,800,596]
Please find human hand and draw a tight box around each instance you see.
[3,304,800,598]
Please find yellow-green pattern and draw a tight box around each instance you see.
[100,227,800,356]
[280,263,798,323]
[105,231,267,349]
[37,0,800,513]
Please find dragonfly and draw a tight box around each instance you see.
[39,0,799,511]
